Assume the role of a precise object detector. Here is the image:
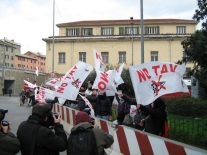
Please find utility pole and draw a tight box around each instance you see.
[140,0,144,64]
[52,0,55,73]
[130,17,134,65]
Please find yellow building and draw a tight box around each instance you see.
[43,19,196,74]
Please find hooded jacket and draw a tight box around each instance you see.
[68,122,114,155]
[0,131,20,155]
[17,115,67,155]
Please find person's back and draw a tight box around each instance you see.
[67,111,114,155]
[17,104,67,155]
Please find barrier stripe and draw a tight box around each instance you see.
[135,131,153,155]
[116,126,130,155]
[100,120,109,134]
[66,107,70,124]
[53,104,56,113]
[148,135,169,155]
[124,127,141,155]
[57,104,60,113]
[61,106,65,121]
[165,141,187,155]
[72,110,76,126]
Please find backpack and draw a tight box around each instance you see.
[68,126,98,155]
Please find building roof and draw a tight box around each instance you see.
[0,38,21,46]
[24,51,46,58]
[15,54,37,60]
[57,19,197,27]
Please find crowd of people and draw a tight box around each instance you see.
[0,79,168,155]
[0,103,114,155]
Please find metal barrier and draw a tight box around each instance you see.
[53,104,207,155]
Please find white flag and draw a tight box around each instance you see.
[79,94,95,119]
[129,62,189,105]
[93,70,117,94]
[114,63,125,87]
[55,61,93,100]
[93,49,105,73]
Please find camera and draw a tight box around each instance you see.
[1,120,9,126]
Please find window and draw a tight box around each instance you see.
[11,56,13,60]
[11,64,13,67]
[79,52,86,62]
[151,51,158,61]
[145,27,160,34]
[101,28,114,36]
[67,28,80,36]
[82,28,93,36]
[119,51,126,63]
[18,64,21,67]
[176,26,186,34]
[125,27,139,35]
[58,52,65,64]
[101,52,109,63]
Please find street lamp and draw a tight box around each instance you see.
[140,0,144,63]
[130,17,134,65]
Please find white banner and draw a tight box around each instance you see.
[24,80,37,89]
[114,63,124,87]
[79,94,95,119]
[35,87,54,104]
[93,49,105,73]
[55,61,93,101]
[46,76,65,88]
[129,62,189,105]
[93,70,117,94]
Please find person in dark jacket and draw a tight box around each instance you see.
[138,98,167,136]
[67,111,114,155]
[0,109,20,155]
[17,103,67,155]
[95,91,112,120]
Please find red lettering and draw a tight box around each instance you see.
[69,65,78,76]
[137,68,151,83]
[61,83,68,87]
[137,70,146,82]
[170,64,178,72]
[143,68,151,79]
[161,64,168,74]
[100,72,108,83]
[56,87,64,93]
[96,53,102,61]
[98,81,106,91]
[152,65,160,76]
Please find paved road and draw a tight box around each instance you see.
[0,96,67,155]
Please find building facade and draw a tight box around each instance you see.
[0,38,21,68]
[43,19,196,74]
[14,51,46,73]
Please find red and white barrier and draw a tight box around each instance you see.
[53,104,207,155]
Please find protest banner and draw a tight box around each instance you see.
[129,62,189,105]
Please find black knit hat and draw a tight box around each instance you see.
[32,104,52,118]
[0,109,8,121]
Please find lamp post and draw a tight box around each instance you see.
[140,0,144,64]
[52,0,55,73]
[130,17,134,65]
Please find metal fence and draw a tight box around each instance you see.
[168,116,207,149]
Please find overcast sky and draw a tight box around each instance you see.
[0,0,198,55]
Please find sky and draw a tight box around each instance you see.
[0,0,199,55]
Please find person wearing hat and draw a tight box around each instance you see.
[17,103,67,155]
[67,111,114,155]
[0,109,20,155]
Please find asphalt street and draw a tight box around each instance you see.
[0,96,66,155]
